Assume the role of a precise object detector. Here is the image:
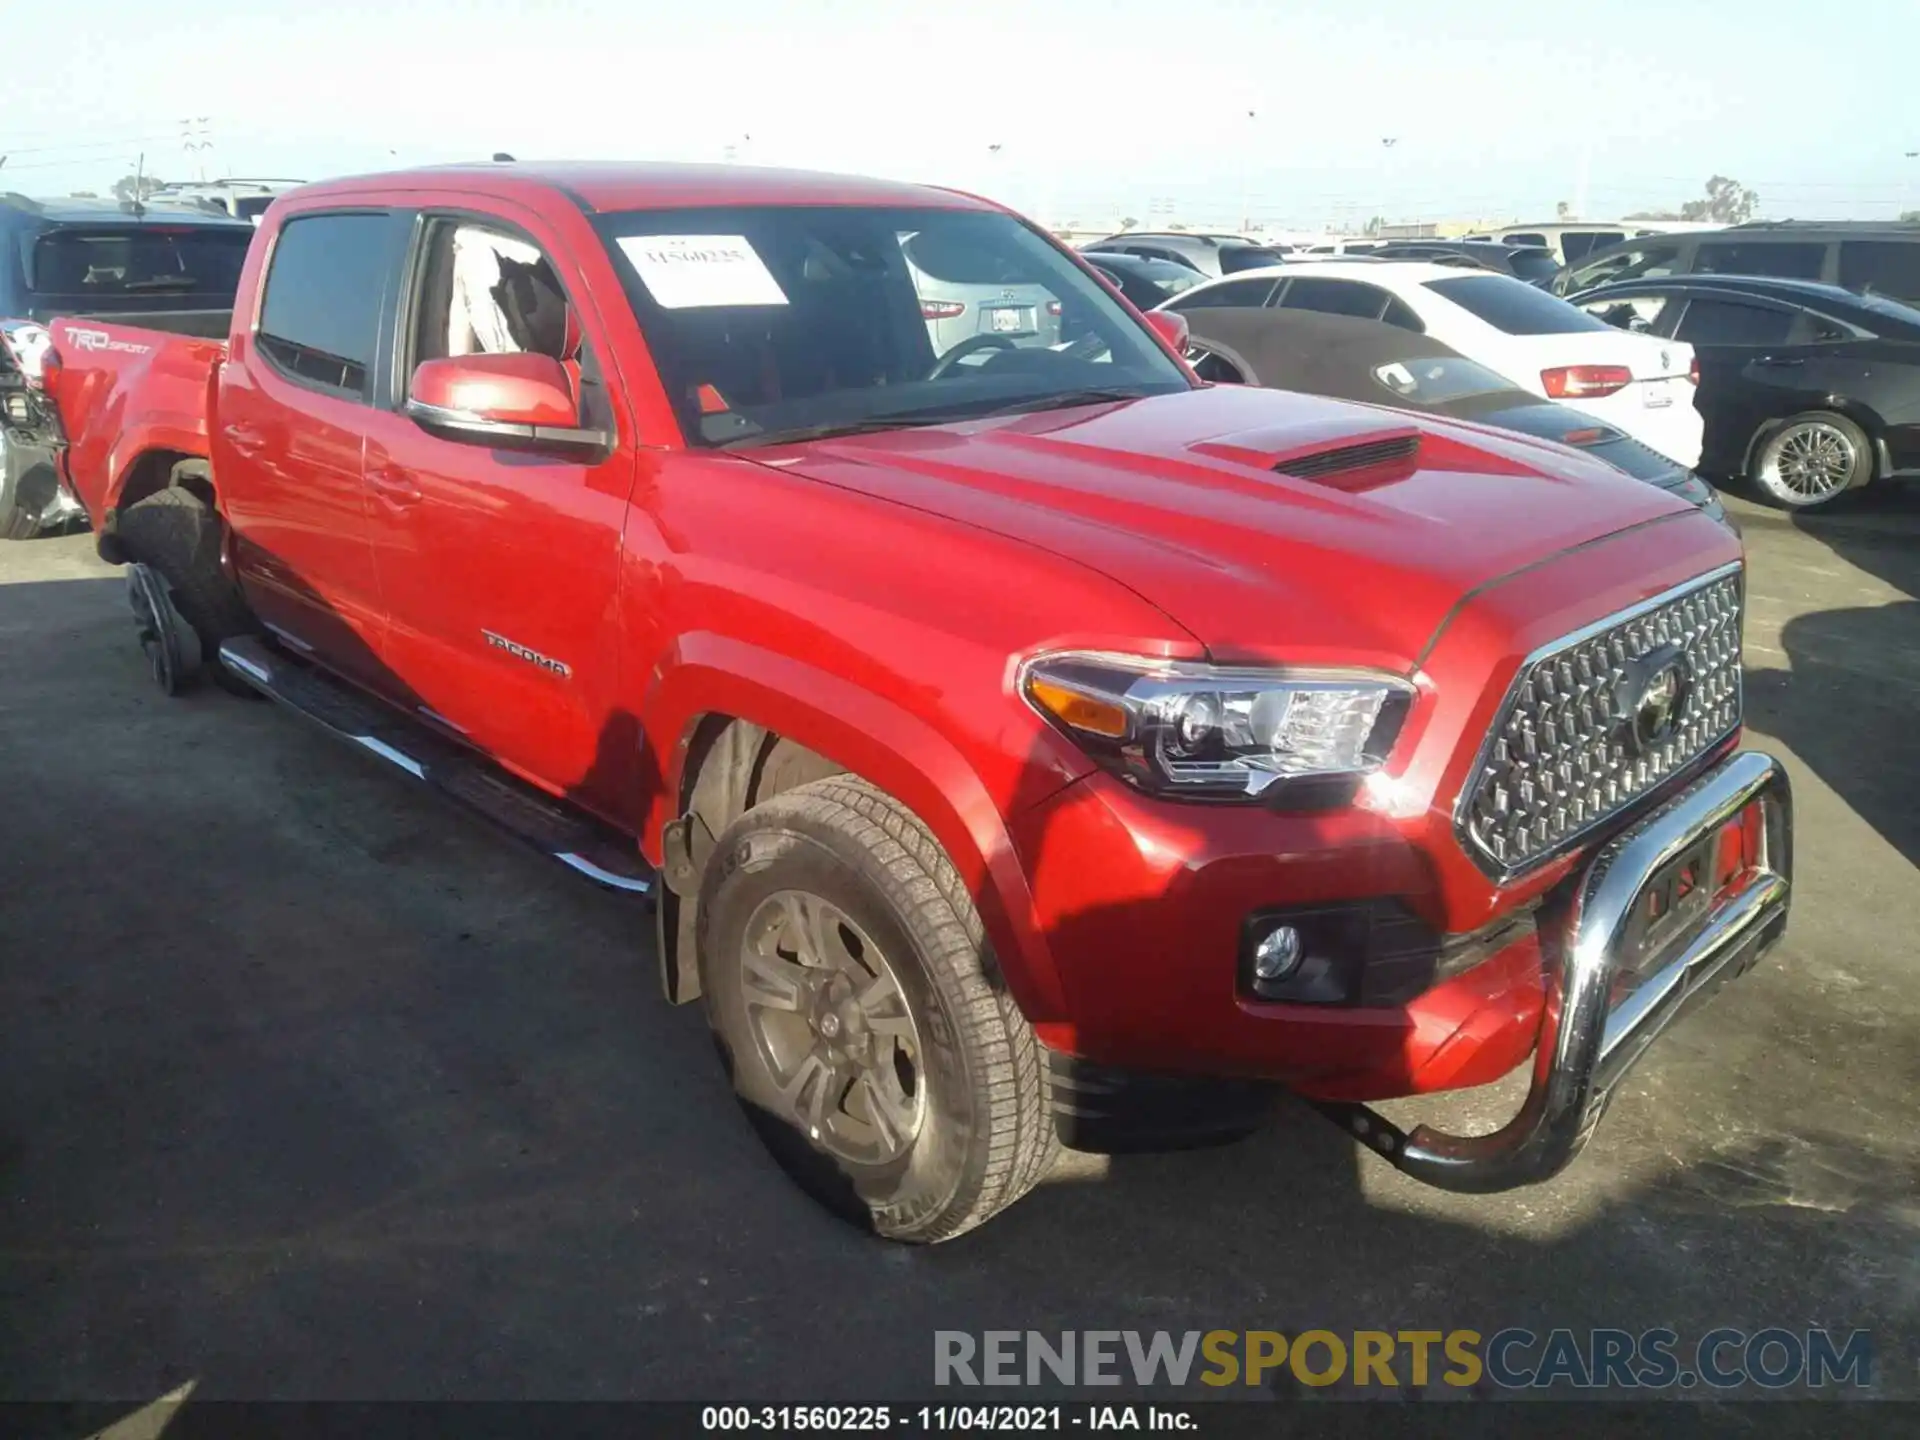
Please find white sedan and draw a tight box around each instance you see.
[1158,261,1704,467]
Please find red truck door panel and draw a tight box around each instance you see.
[358,212,639,816]
[214,212,412,684]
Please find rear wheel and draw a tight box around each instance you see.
[1749,412,1872,509]
[697,776,1058,1242]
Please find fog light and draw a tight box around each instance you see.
[1253,925,1303,982]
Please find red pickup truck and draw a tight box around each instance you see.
[40,162,1793,1242]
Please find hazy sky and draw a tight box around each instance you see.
[5,0,1917,229]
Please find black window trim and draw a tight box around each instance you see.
[252,206,407,406]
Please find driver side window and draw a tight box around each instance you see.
[408,217,611,427]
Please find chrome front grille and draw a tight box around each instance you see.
[1458,565,1745,878]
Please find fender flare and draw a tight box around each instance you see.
[640,631,1072,1024]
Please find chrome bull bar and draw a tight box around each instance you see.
[1317,749,1793,1194]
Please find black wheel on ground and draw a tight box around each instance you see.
[115,486,256,690]
[1748,411,1873,510]
[126,561,203,694]
[697,775,1059,1242]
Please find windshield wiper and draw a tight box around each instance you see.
[117,276,202,291]
[977,387,1152,416]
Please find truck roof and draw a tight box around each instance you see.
[1,193,256,229]
[288,161,998,215]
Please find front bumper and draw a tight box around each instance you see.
[1313,748,1791,1192]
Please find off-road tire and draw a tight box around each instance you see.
[115,487,256,687]
[697,776,1058,1242]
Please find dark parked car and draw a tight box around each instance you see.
[1178,308,1729,523]
[1,193,254,538]
[1078,231,1291,277]
[1570,273,1920,509]
[1081,250,1207,309]
[1553,220,1920,305]
[1367,240,1561,285]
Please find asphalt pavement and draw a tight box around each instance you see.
[1,489,1915,1412]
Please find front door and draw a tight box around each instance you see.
[215,209,412,685]
[357,208,639,819]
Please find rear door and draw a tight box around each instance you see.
[215,208,411,682]
[355,204,639,816]
[1669,294,1840,468]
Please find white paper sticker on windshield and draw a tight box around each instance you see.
[616,234,788,309]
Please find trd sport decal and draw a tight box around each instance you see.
[482,630,572,678]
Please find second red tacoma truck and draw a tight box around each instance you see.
[34,162,1793,1241]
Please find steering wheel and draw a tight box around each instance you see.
[928,333,1020,380]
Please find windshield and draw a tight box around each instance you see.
[27,226,252,298]
[1425,274,1613,335]
[595,205,1191,447]
[1372,355,1516,405]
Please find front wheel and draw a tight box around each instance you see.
[696,776,1058,1242]
[1749,412,1872,509]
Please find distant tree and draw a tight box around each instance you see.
[1556,199,1572,220]
[1118,216,1139,231]
[1902,209,1920,222]
[1624,209,1684,221]
[68,190,99,198]
[1364,215,1384,235]
[111,172,166,203]
[1680,175,1758,224]
[1166,221,1187,231]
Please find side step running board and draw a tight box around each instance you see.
[218,636,653,898]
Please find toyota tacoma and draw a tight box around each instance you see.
[35,163,1793,1241]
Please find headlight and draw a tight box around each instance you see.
[1022,652,1415,800]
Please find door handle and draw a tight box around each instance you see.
[1755,355,1804,367]
[365,466,424,506]
[222,423,266,457]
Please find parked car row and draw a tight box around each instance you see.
[1153,260,1706,471]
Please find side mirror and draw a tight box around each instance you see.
[1144,309,1189,354]
[406,353,609,456]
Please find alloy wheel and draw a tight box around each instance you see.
[738,890,924,1165]
[1762,421,1858,503]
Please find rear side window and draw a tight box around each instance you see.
[1694,241,1825,281]
[27,226,251,298]
[1673,298,1798,346]
[1279,277,1391,319]
[1559,231,1625,262]
[1838,241,1920,302]
[257,213,405,399]
[1426,274,1610,334]
[1502,232,1547,247]
[1565,243,1683,292]
[1218,246,1289,274]
[1166,277,1279,310]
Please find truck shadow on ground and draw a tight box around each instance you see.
[1741,488,1920,869]
[0,563,1914,1416]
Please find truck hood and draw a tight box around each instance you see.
[750,384,1697,669]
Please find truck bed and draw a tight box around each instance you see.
[46,317,229,523]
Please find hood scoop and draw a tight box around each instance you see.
[1272,431,1421,483]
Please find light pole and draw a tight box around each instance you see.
[1239,109,1257,236]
